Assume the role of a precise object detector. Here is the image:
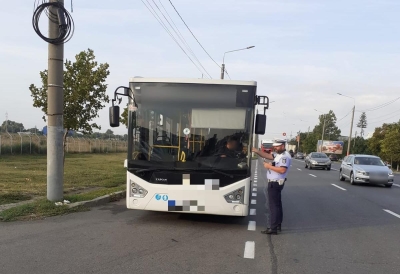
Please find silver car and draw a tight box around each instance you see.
[339,154,394,187]
[305,152,332,170]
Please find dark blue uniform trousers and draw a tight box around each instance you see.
[268,181,284,230]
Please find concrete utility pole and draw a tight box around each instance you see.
[321,115,326,153]
[47,0,64,201]
[347,105,355,156]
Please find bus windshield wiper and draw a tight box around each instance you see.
[210,169,233,178]
[131,167,177,173]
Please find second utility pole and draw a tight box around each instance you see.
[346,105,355,156]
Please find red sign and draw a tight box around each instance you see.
[283,132,286,136]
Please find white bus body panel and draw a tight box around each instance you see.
[126,172,250,216]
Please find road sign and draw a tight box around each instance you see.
[283,132,286,136]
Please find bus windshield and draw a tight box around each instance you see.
[126,81,255,177]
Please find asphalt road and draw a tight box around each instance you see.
[1,159,400,274]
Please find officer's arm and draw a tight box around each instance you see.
[252,148,274,160]
[265,165,287,174]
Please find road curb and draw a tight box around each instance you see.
[67,190,126,209]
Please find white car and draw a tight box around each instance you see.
[339,154,394,187]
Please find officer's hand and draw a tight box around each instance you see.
[252,147,258,153]
[263,162,272,169]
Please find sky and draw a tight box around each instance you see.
[1,0,400,141]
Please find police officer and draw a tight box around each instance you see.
[257,139,291,235]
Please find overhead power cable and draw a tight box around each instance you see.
[32,0,74,45]
[141,0,210,78]
[357,97,400,112]
[336,108,354,124]
[153,0,212,78]
[167,0,222,70]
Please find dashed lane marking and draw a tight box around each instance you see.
[309,174,317,177]
[248,221,256,231]
[383,209,400,219]
[250,209,256,215]
[251,199,257,205]
[297,168,302,171]
[331,184,346,191]
[244,241,255,259]
[252,192,257,197]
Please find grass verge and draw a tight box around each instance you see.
[0,193,32,205]
[0,153,126,198]
[0,199,89,222]
[64,185,125,203]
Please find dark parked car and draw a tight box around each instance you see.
[295,152,304,159]
[305,152,331,170]
[329,154,338,161]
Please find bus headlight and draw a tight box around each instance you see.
[130,180,148,198]
[224,187,245,204]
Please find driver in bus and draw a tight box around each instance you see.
[215,136,243,158]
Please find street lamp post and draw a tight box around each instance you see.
[315,109,326,152]
[337,93,355,156]
[221,46,255,79]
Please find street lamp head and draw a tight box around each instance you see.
[337,93,342,95]
[247,46,255,49]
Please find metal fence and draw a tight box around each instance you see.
[0,133,127,155]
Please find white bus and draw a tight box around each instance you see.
[109,78,268,216]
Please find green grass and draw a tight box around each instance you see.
[0,153,127,198]
[64,185,125,203]
[0,193,32,205]
[0,153,127,221]
[0,199,89,222]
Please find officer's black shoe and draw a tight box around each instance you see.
[261,228,278,235]
[266,225,281,232]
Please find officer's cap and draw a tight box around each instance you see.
[272,139,286,146]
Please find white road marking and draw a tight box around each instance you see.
[331,168,338,171]
[252,192,257,197]
[251,199,257,204]
[297,168,302,171]
[250,209,256,215]
[383,209,400,219]
[309,174,317,177]
[393,184,400,188]
[244,241,255,259]
[253,184,258,187]
[253,188,257,191]
[248,221,256,231]
[331,184,346,191]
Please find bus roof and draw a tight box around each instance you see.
[129,77,257,86]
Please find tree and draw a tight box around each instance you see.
[0,120,24,133]
[352,136,370,155]
[367,122,396,157]
[356,112,367,137]
[381,123,400,168]
[29,49,110,152]
[104,129,114,139]
[313,110,341,141]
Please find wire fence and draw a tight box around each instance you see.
[0,133,127,155]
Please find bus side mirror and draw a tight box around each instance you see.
[255,114,266,134]
[109,106,120,127]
